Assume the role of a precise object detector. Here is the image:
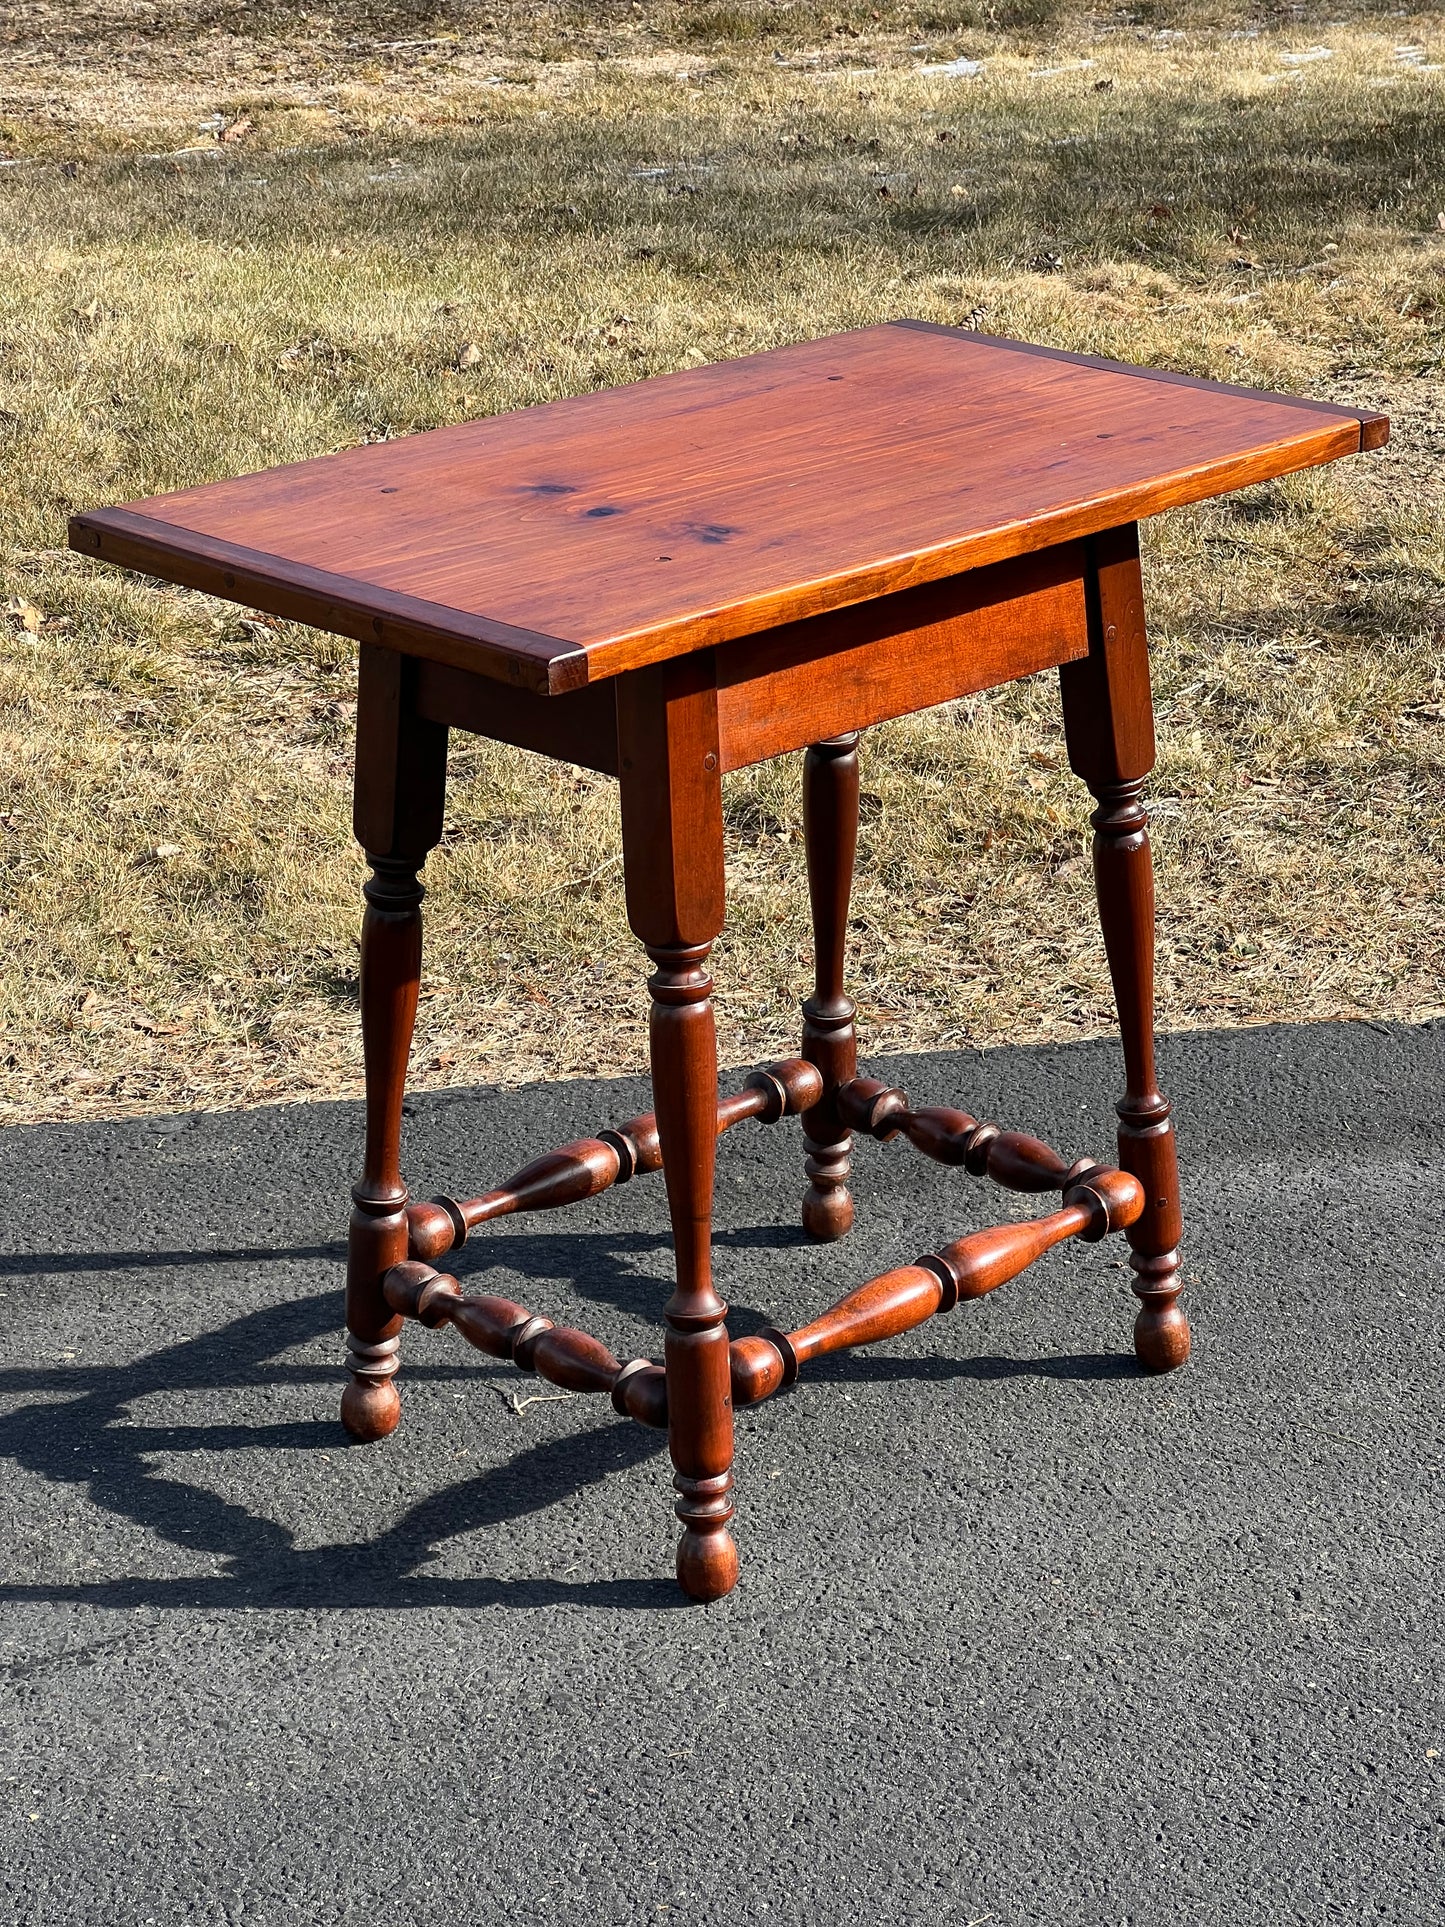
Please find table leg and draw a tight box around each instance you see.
[800,733,860,1241]
[342,646,448,1441]
[1060,527,1190,1373]
[617,656,736,1601]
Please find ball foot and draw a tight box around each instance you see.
[802,1183,854,1243]
[341,1375,401,1441]
[1134,1302,1191,1374]
[676,1527,739,1603]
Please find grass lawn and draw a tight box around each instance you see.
[1,0,1442,1122]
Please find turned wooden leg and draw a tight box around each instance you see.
[800,733,859,1242]
[617,654,736,1601]
[1060,525,1189,1373]
[1089,779,1188,1371]
[342,645,448,1440]
[648,939,736,1601]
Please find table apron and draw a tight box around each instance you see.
[413,658,619,774]
[713,541,1089,770]
[411,541,1090,777]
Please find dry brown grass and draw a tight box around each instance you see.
[1,1,1442,1122]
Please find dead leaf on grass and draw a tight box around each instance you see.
[455,340,482,369]
[221,116,255,144]
[4,597,42,633]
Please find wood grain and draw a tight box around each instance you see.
[70,323,1386,693]
[715,546,1086,770]
[413,658,618,773]
[402,1057,824,1261]
[617,654,737,1601]
[894,320,1390,445]
[799,734,859,1242]
[342,646,448,1444]
[1060,526,1190,1375]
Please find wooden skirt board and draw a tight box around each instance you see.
[65,324,1388,1602]
[408,544,1091,776]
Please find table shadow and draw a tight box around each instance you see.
[0,1219,1133,1614]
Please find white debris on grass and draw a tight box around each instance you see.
[919,57,984,78]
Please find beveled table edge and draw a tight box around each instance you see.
[68,506,586,696]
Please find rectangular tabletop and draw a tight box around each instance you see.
[70,322,1387,695]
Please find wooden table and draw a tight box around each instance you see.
[71,323,1387,1602]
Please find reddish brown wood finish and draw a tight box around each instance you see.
[836,1075,1101,1195]
[932,1204,1096,1300]
[385,1158,1142,1424]
[800,735,860,1243]
[72,322,1387,1599]
[729,1335,789,1408]
[342,646,448,1441]
[898,321,1391,445]
[1060,525,1190,1372]
[714,548,1086,770]
[382,1261,668,1425]
[404,1058,824,1262]
[69,323,1386,694]
[617,656,737,1601]
[789,1265,945,1364]
[413,657,619,774]
[741,1163,1143,1400]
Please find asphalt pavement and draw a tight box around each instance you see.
[1,1017,1441,1925]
